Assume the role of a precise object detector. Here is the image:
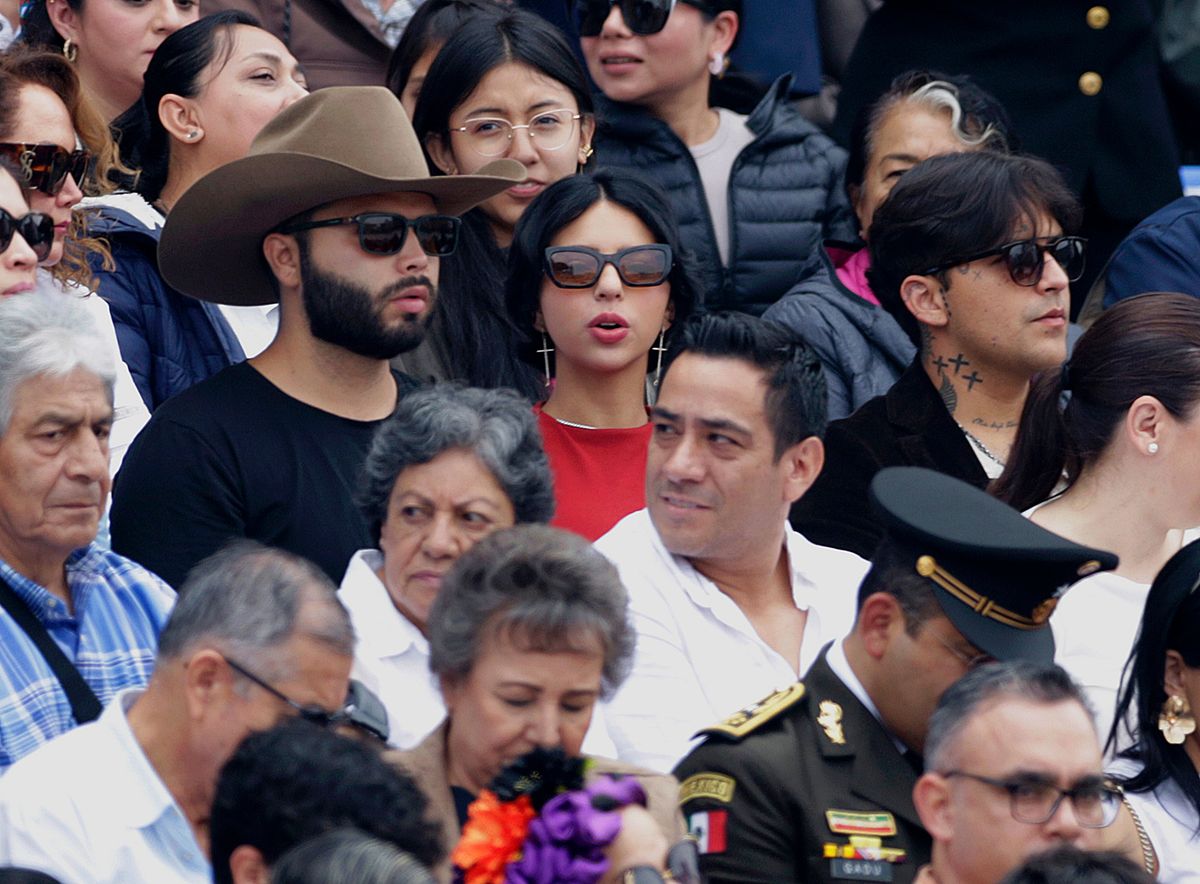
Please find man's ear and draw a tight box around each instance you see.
[228,844,271,884]
[780,436,824,505]
[900,274,950,330]
[262,232,303,293]
[182,649,232,722]
[856,592,905,661]
[913,772,955,839]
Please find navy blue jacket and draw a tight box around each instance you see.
[91,206,244,411]
[593,76,856,315]
[1103,196,1200,307]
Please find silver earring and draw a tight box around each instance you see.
[652,328,668,387]
[538,332,553,387]
[187,130,199,140]
[1149,442,1160,455]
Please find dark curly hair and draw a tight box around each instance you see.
[209,719,443,882]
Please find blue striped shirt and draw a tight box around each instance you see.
[0,545,174,772]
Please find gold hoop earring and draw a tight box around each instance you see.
[62,39,78,63]
[1159,694,1196,745]
[652,327,668,388]
[538,332,554,388]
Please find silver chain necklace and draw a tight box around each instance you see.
[957,423,1006,467]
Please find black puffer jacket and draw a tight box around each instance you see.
[593,76,856,315]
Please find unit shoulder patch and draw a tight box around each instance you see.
[679,772,736,804]
[696,682,806,740]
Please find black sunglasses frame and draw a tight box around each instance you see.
[544,244,673,288]
[0,143,92,197]
[575,0,677,36]
[278,212,461,258]
[920,235,1088,287]
[0,207,55,262]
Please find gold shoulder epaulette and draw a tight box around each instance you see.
[696,683,806,740]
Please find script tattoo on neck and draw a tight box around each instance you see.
[972,417,1018,430]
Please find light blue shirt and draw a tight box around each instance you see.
[0,689,211,884]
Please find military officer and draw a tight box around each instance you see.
[674,466,1119,884]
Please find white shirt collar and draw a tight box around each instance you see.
[339,549,427,660]
[103,689,182,830]
[825,638,908,754]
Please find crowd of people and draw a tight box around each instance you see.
[0,1,1196,882]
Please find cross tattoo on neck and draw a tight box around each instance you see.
[963,371,982,391]
[948,354,970,375]
[932,355,949,373]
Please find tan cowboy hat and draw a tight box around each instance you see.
[158,86,526,307]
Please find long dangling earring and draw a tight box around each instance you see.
[538,332,554,388]
[1159,694,1196,745]
[652,327,668,388]
[62,38,78,63]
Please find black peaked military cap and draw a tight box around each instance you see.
[868,467,1119,664]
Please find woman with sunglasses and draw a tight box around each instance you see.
[397,7,590,396]
[992,293,1200,743]
[505,169,697,541]
[92,12,306,410]
[1091,539,1200,879]
[0,159,45,294]
[576,0,855,316]
[0,50,150,496]
[19,0,199,123]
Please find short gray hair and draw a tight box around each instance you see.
[358,384,555,541]
[271,829,434,884]
[157,540,355,680]
[428,525,634,700]
[0,288,115,434]
[925,662,1092,772]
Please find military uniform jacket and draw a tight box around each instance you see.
[673,650,931,883]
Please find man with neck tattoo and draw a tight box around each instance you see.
[790,151,1083,558]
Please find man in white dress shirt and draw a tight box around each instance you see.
[597,311,871,772]
[0,542,356,884]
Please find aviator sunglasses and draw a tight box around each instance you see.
[278,212,461,257]
[0,207,55,262]
[0,143,92,197]
[545,244,673,288]
[921,235,1087,287]
[574,0,699,36]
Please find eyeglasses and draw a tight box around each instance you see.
[921,236,1087,287]
[0,143,92,196]
[940,771,1122,828]
[576,0,676,36]
[0,207,54,262]
[928,629,994,671]
[278,213,461,257]
[544,244,672,288]
[451,109,582,158]
[225,656,355,731]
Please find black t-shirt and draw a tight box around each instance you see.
[111,361,416,588]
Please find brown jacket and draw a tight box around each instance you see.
[386,721,686,883]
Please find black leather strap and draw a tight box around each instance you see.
[0,574,101,724]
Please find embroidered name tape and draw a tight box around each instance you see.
[679,773,736,804]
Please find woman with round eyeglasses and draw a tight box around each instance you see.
[20,0,199,123]
[0,50,150,505]
[393,7,592,398]
[992,293,1200,743]
[1093,538,1200,879]
[505,169,698,541]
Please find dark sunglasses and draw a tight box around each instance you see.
[921,235,1087,287]
[0,143,92,196]
[0,207,54,262]
[575,0,678,36]
[278,213,461,257]
[545,244,673,288]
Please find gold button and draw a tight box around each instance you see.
[1086,6,1110,29]
[1079,71,1102,96]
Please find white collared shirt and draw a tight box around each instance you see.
[339,549,444,750]
[0,689,210,884]
[825,637,908,755]
[596,509,870,772]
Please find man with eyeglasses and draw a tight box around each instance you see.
[912,662,1119,884]
[0,541,362,884]
[791,150,1084,559]
[108,87,523,590]
[675,467,1118,884]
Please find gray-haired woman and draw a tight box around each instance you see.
[339,384,555,749]
[388,524,686,883]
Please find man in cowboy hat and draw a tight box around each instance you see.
[109,86,524,589]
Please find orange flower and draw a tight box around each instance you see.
[452,790,536,884]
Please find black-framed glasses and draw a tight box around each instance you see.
[921,236,1087,287]
[0,143,92,196]
[451,108,582,158]
[544,244,672,288]
[928,629,994,671]
[575,0,676,36]
[0,207,54,262]
[940,771,1122,828]
[225,656,354,730]
[278,213,460,257]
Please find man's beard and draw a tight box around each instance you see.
[299,248,434,360]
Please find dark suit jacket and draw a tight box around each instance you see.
[674,651,931,884]
[790,360,988,558]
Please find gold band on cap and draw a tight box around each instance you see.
[915,555,1054,629]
